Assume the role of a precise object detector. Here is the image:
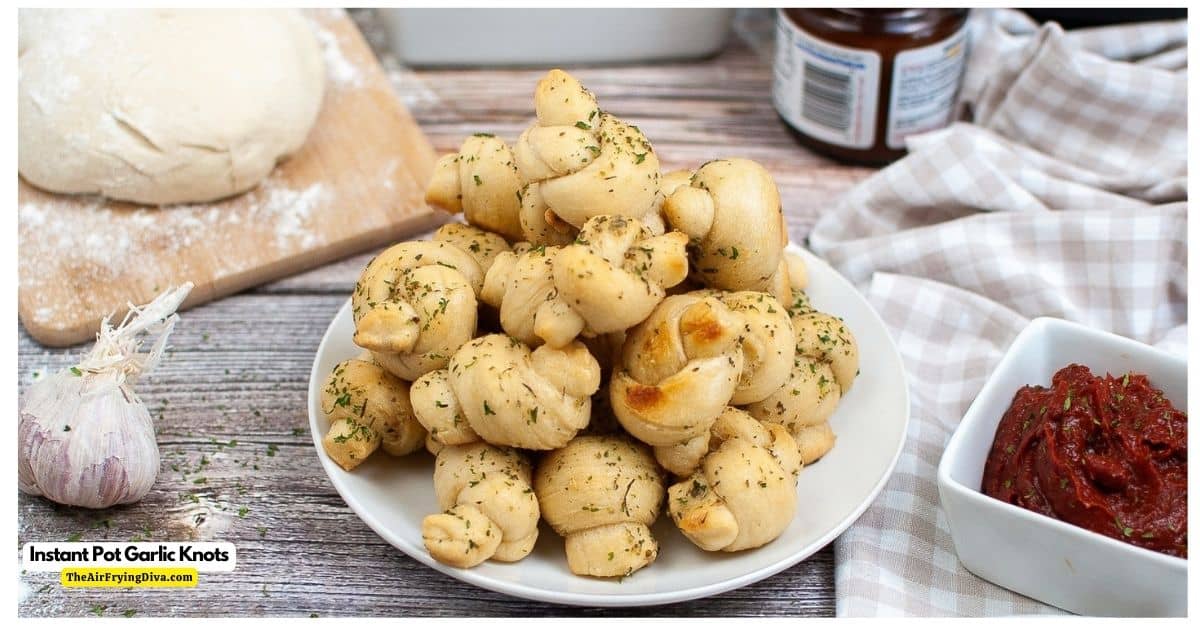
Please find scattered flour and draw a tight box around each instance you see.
[261,182,328,250]
[311,19,362,88]
[18,174,333,327]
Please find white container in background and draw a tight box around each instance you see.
[379,8,735,66]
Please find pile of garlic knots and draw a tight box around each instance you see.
[320,69,859,578]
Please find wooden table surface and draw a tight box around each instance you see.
[17,9,874,618]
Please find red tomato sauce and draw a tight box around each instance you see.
[981,364,1187,558]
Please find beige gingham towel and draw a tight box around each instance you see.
[806,10,1188,616]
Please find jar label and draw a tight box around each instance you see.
[886,23,969,150]
[773,12,880,150]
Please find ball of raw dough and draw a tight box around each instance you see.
[18,9,326,205]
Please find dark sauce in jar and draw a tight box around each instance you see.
[773,8,970,165]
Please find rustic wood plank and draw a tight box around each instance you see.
[18,8,873,617]
[18,294,835,617]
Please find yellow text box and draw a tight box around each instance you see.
[60,567,198,588]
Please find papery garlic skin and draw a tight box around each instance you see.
[19,371,159,508]
[18,284,191,509]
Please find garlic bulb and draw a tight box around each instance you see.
[19,284,192,509]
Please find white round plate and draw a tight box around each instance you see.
[307,244,909,607]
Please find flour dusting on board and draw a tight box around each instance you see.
[263,183,329,250]
[310,16,362,88]
[18,174,333,327]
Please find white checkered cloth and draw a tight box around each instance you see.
[806,9,1188,616]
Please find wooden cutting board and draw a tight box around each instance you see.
[17,9,442,347]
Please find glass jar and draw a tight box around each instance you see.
[772,8,970,165]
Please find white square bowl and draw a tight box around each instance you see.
[937,317,1187,616]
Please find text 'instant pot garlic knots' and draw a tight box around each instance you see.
[319,69,861,577]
